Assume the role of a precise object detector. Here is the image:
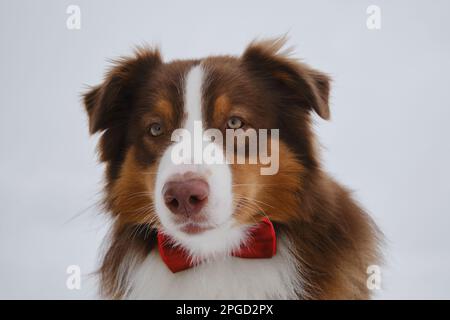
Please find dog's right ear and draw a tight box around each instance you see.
[83,48,162,168]
[84,48,162,134]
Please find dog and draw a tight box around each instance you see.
[83,38,381,299]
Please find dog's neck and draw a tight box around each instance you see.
[125,233,302,299]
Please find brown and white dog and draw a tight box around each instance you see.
[83,38,381,299]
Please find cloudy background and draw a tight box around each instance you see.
[1,0,449,299]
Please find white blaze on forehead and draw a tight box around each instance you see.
[154,63,237,258]
[183,64,205,132]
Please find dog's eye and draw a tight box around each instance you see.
[227,117,243,129]
[148,123,163,137]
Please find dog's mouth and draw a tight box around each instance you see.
[171,214,218,235]
[179,222,214,235]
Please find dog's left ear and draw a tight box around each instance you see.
[242,38,331,120]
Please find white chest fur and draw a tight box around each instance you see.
[126,235,302,299]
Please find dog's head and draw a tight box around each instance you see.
[84,38,330,259]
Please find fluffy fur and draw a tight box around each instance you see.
[84,38,382,300]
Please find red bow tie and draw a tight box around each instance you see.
[157,218,277,273]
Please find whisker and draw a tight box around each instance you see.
[118,191,153,202]
[234,195,271,220]
[240,196,276,209]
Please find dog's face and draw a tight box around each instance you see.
[84,39,330,259]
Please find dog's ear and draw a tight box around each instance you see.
[84,47,162,134]
[83,48,162,174]
[242,38,331,120]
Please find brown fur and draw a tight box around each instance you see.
[84,38,382,299]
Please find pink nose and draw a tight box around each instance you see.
[163,178,209,216]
